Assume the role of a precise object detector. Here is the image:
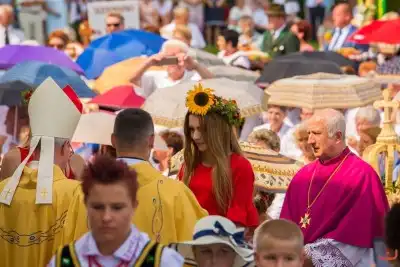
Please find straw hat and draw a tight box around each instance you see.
[170,216,254,267]
[266,4,286,17]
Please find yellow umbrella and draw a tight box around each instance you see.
[94,57,165,94]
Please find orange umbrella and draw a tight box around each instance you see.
[94,57,165,94]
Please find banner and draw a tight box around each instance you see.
[87,1,139,38]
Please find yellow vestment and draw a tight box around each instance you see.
[63,162,207,244]
[0,166,81,267]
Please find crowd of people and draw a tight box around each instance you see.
[0,0,400,267]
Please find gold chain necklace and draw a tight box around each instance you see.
[300,152,351,229]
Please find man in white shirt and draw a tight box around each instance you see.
[217,29,251,69]
[130,39,213,98]
[0,5,24,47]
[161,6,206,49]
[326,1,367,52]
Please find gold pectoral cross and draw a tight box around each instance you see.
[300,213,311,229]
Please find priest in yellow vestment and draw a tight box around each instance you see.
[0,78,84,267]
[63,109,207,245]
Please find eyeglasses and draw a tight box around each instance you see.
[107,23,121,28]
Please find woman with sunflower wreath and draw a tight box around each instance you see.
[178,84,259,231]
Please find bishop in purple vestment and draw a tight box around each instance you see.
[280,109,389,266]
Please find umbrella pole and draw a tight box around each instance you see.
[13,106,18,144]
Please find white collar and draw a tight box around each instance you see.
[82,225,143,261]
[274,23,287,36]
[335,24,352,34]
[118,157,146,166]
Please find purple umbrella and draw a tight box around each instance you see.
[0,45,84,75]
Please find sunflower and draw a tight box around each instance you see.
[186,84,215,116]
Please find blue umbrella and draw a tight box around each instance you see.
[77,29,166,79]
[0,61,96,105]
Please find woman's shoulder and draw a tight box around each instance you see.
[230,153,252,169]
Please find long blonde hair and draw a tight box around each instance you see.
[182,112,242,214]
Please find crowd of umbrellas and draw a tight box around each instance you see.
[0,27,397,191]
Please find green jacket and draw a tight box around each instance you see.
[261,25,300,57]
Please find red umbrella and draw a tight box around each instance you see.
[348,19,400,44]
[89,85,145,109]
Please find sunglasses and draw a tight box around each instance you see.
[49,43,64,49]
[107,23,121,27]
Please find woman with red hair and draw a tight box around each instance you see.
[48,156,184,267]
[290,20,315,52]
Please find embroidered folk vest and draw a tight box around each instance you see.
[56,240,165,267]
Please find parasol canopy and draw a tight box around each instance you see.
[77,29,165,79]
[265,73,382,109]
[89,85,145,110]
[188,48,225,66]
[0,61,95,105]
[256,58,343,85]
[207,65,259,82]
[142,78,264,128]
[279,51,355,68]
[0,45,84,74]
[348,18,400,45]
[72,111,167,150]
[94,57,165,93]
[169,141,303,192]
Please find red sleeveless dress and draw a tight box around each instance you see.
[18,147,76,179]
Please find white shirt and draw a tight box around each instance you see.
[272,23,287,40]
[161,22,206,49]
[228,6,252,23]
[48,225,184,267]
[137,70,201,98]
[0,26,24,47]
[154,0,173,16]
[217,50,251,69]
[280,127,303,160]
[328,24,352,51]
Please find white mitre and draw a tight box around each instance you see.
[0,77,83,205]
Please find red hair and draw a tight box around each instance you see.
[81,156,138,203]
[294,20,312,42]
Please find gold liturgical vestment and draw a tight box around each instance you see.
[63,161,207,244]
[0,166,81,267]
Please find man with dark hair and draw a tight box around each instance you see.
[217,29,251,69]
[63,108,207,245]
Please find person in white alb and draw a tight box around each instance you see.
[48,156,184,267]
[0,5,24,46]
[252,105,291,140]
[130,40,213,98]
[161,7,206,49]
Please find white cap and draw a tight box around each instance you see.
[0,77,83,205]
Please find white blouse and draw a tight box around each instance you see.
[48,225,184,267]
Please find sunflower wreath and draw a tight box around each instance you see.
[186,83,244,127]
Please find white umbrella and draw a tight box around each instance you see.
[207,66,259,82]
[265,72,382,109]
[142,78,264,128]
[72,111,168,150]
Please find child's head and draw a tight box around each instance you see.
[254,219,304,267]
